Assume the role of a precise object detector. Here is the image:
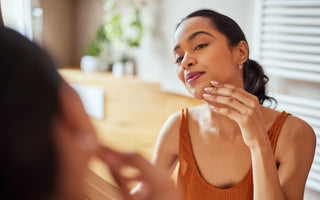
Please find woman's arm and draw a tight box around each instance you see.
[203,81,316,200]
[130,111,181,198]
[273,116,316,199]
[151,111,181,169]
[250,117,315,200]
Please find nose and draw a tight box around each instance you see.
[182,58,196,70]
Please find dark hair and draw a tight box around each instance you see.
[177,9,275,105]
[0,27,64,199]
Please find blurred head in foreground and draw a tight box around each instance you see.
[0,27,98,200]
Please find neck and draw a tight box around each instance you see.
[202,104,242,140]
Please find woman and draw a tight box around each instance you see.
[0,26,178,200]
[133,9,316,200]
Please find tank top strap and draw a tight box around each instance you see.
[268,111,290,153]
[180,108,189,142]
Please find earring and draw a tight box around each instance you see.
[239,64,243,69]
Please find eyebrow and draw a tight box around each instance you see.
[173,31,214,52]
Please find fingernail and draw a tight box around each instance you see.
[203,94,212,99]
[204,87,214,92]
[209,105,216,110]
[210,81,219,85]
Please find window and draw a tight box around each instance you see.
[1,0,33,40]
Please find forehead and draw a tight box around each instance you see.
[174,17,215,42]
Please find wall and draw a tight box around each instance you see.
[73,0,105,65]
[40,0,76,67]
[40,0,104,67]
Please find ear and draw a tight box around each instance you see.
[235,41,248,65]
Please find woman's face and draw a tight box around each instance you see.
[173,17,243,99]
[53,85,98,199]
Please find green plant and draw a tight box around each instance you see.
[85,27,109,57]
[84,0,146,64]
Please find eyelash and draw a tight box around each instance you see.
[175,57,183,64]
[175,43,209,64]
[194,43,208,50]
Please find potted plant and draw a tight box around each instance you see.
[81,0,146,75]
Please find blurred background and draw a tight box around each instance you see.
[1,0,320,199]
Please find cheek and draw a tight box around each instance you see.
[207,47,234,66]
[203,48,236,81]
[176,66,185,82]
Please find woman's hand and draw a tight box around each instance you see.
[96,146,179,200]
[202,81,269,149]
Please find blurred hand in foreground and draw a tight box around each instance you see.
[97,146,179,200]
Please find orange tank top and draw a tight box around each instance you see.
[177,108,289,200]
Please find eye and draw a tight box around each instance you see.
[194,43,208,50]
[175,56,183,65]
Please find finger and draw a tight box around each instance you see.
[203,93,251,115]
[98,146,147,166]
[96,145,126,166]
[207,82,259,108]
[96,146,144,168]
[108,166,135,200]
[205,85,249,104]
[96,146,137,200]
[96,146,156,182]
[209,106,245,123]
[110,151,156,174]
[210,81,258,101]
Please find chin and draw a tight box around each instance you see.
[187,86,205,100]
[186,81,211,100]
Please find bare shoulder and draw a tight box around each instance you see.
[276,112,316,163]
[159,110,182,136]
[263,106,316,145]
[153,106,205,158]
[151,110,182,164]
[160,104,206,133]
[281,114,316,144]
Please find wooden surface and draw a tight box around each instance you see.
[59,69,204,188]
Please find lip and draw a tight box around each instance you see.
[185,71,205,84]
